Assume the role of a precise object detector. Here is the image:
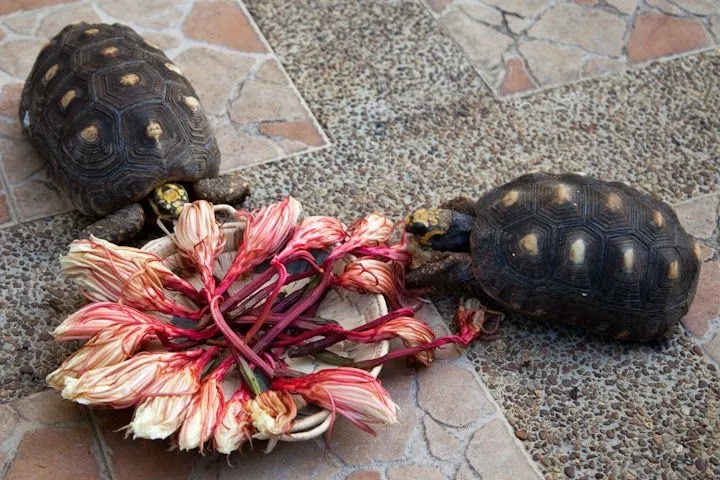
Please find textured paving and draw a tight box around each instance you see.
[424,0,720,98]
[0,0,720,479]
[0,0,327,227]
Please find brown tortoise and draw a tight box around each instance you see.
[19,22,249,244]
[405,172,703,342]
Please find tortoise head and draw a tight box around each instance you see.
[148,183,190,218]
[405,207,473,252]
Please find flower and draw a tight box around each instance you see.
[453,297,502,344]
[50,302,157,341]
[46,324,155,389]
[174,200,225,289]
[213,387,254,454]
[346,213,394,249]
[61,350,205,409]
[359,317,436,367]
[246,390,297,437]
[335,258,399,306]
[128,393,194,440]
[272,368,399,434]
[177,359,232,452]
[60,237,200,318]
[218,197,302,294]
[279,216,347,257]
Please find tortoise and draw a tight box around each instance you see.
[19,22,249,244]
[405,172,703,342]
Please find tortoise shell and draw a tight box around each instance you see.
[19,23,219,217]
[470,172,702,341]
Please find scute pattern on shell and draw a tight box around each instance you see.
[470,172,701,342]
[19,23,220,216]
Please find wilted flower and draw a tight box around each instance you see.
[346,213,394,249]
[279,216,347,258]
[60,237,200,318]
[61,350,205,409]
[51,302,158,341]
[47,324,155,389]
[454,298,502,344]
[177,359,232,452]
[214,387,254,454]
[358,317,436,367]
[218,197,302,294]
[335,258,399,306]
[246,390,297,437]
[272,367,399,434]
[174,200,225,289]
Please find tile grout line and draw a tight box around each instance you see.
[86,407,117,480]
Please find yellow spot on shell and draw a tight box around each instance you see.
[668,261,679,280]
[519,233,539,256]
[652,210,665,228]
[60,89,76,109]
[165,62,183,75]
[553,184,572,204]
[84,28,100,36]
[623,248,634,273]
[502,190,519,207]
[145,121,163,140]
[693,241,704,262]
[80,125,99,142]
[119,73,140,86]
[42,64,59,84]
[615,330,631,340]
[183,96,200,112]
[569,238,586,265]
[102,46,119,56]
[606,193,622,212]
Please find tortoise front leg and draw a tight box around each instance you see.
[191,171,250,207]
[81,202,145,244]
[405,251,478,292]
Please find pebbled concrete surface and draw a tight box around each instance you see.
[1,1,719,478]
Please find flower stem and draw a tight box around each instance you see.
[208,296,274,378]
[352,336,465,370]
[243,262,288,343]
[286,308,415,358]
[252,273,333,354]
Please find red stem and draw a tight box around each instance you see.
[244,262,288,342]
[252,273,333,354]
[286,307,415,357]
[352,335,467,370]
[208,295,274,377]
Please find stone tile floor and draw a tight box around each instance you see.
[0,0,328,227]
[424,0,720,98]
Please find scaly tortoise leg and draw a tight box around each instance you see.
[440,196,476,217]
[191,171,250,207]
[405,251,476,291]
[81,202,145,245]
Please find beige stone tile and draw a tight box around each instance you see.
[217,439,339,479]
[4,426,100,480]
[417,361,496,427]
[0,135,44,185]
[346,471,382,480]
[183,0,266,53]
[387,464,445,480]
[36,3,100,38]
[174,47,256,116]
[215,125,280,171]
[673,194,719,239]
[424,415,459,461]
[0,0,77,16]
[97,0,183,29]
[0,83,22,119]
[12,168,72,220]
[466,418,542,479]
[0,190,13,226]
[518,40,586,86]
[0,39,49,79]
[682,259,720,337]
[230,77,309,124]
[439,10,512,71]
[13,389,87,425]
[260,119,326,148]
[627,14,710,64]
[2,11,39,35]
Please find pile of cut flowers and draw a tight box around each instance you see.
[47,197,498,454]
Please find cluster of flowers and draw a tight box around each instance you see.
[47,198,497,454]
